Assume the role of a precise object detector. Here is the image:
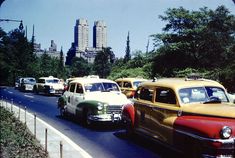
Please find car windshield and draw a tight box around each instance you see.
[85,82,119,92]
[23,78,36,84]
[46,79,59,83]
[179,86,229,104]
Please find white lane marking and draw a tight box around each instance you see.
[24,94,34,98]
[8,91,13,94]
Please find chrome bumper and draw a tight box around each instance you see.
[88,113,121,122]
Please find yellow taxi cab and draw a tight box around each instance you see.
[122,76,235,158]
[115,78,147,98]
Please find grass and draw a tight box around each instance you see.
[0,107,48,158]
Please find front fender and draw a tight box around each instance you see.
[174,116,235,139]
[76,100,100,115]
[122,103,135,126]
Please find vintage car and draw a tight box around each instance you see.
[122,77,235,158]
[15,77,23,89]
[19,77,36,92]
[58,78,131,126]
[33,76,64,95]
[115,78,147,98]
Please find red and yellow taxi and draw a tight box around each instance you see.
[115,78,147,98]
[122,77,235,158]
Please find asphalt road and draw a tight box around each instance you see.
[0,87,184,158]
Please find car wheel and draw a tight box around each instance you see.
[60,107,67,118]
[85,109,93,126]
[33,86,38,94]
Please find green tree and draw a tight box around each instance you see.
[93,47,115,78]
[151,6,235,78]
[70,57,91,77]
[124,32,131,63]
[0,28,34,85]
[127,50,147,68]
[57,47,66,78]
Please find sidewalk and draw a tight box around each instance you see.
[0,100,93,158]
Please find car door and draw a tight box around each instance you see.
[134,86,155,135]
[66,83,76,114]
[150,87,179,144]
[70,83,85,115]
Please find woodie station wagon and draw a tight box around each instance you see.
[122,77,235,158]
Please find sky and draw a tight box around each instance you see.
[1,0,235,58]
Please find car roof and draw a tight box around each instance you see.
[115,78,147,82]
[39,76,60,80]
[22,77,35,79]
[70,78,117,84]
[140,78,225,90]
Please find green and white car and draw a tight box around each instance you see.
[58,78,131,125]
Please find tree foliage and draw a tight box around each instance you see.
[93,47,115,78]
[70,57,91,77]
[108,50,153,80]
[124,32,131,63]
[0,28,34,85]
[151,6,235,91]
[0,28,67,85]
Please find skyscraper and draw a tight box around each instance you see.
[74,19,89,52]
[93,20,107,49]
[66,19,108,65]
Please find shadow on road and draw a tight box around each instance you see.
[113,130,186,158]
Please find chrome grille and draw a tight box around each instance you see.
[106,105,122,114]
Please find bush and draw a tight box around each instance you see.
[0,107,48,158]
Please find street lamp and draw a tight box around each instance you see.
[0,19,24,31]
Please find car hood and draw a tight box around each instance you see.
[85,91,131,105]
[181,103,235,118]
[47,83,64,89]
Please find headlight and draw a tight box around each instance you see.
[97,102,104,111]
[220,126,232,139]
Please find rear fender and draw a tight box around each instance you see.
[58,96,66,108]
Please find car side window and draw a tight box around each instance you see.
[38,79,45,83]
[76,84,83,94]
[155,88,176,104]
[123,82,132,88]
[69,83,76,93]
[139,87,154,101]
[116,81,122,87]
